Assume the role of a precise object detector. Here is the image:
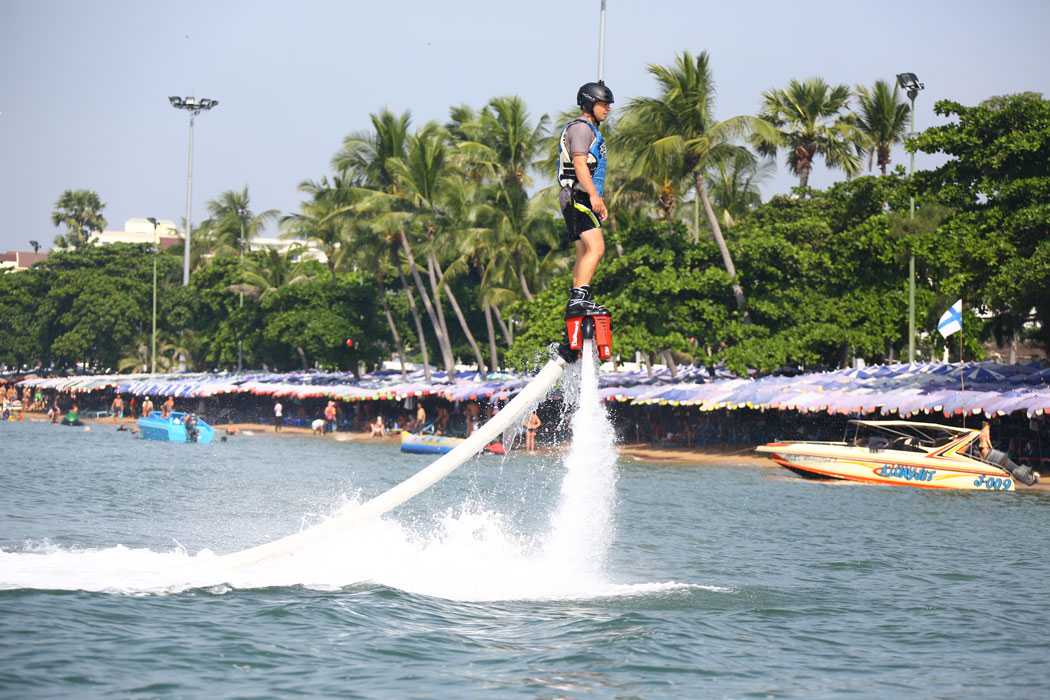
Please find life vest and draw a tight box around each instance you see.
[557,119,607,196]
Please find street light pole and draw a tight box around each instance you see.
[147,217,159,374]
[237,216,245,372]
[168,96,219,286]
[896,73,924,363]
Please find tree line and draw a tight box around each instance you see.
[2,52,1047,377]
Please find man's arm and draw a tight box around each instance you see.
[572,153,608,221]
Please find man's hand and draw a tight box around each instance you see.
[589,193,608,221]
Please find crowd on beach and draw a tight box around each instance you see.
[4,378,1048,470]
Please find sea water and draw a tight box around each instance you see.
[2,375,1050,696]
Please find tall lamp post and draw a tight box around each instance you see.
[146,217,160,374]
[896,72,924,363]
[237,209,247,372]
[168,95,219,286]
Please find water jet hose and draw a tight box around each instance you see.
[222,356,568,568]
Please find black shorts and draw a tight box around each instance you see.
[561,190,601,243]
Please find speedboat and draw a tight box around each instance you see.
[138,411,214,444]
[757,420,1039,491]
[400,424,505,456]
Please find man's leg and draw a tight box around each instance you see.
[573,228,605,287]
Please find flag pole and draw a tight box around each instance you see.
[960,314,965,427]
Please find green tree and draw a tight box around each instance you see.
[260,273,383,371]
[615,51,779,311]
[758,77,862,188]
[911,92,1050,351]
[853,80,911,175]
[51,189,107,249]
[33,245,172,370]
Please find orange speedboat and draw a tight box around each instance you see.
[757,420,1039,492]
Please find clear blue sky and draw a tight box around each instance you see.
[2,0,1048,250]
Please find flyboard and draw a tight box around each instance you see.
[223,313,613,570]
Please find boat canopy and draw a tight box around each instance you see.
[847,420,977,450]
[848,420,973,434]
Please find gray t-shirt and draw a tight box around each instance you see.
[565,121,595,157]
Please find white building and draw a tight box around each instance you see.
[75,219,326,264]
[89,218,182,248]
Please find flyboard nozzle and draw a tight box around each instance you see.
[565,312,613,361]
[582,316,595,340]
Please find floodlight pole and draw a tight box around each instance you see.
[897,73,923,363]
[183,114,195,287]
[169,96,219,285]
[597,0,607,81]
[906,89,919,363]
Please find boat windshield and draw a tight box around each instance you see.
[848,422,962,452]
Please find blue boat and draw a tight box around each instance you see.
[137,411,214,444]
[400,427,505,456]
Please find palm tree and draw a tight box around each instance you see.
[386,123,490,375]
[51,189,107,249]
[28,240,41,253]
[704,147,775,227]
[757,77,862,188]
[475,96,550,188]
[333,110,412,187]
[334,110,448,379]
[852,80,911,175]
[615,50,779,311]
[238,247,313,301]
[282,176,356,276]
[117,333,192,373]
[201,187,279,258]
[450,97,559,301]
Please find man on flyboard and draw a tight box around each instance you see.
[558,80,614,318]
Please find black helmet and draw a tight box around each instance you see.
[577,80,615,112]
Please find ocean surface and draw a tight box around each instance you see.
[2,382,1049,697]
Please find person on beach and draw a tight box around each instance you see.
[162,396,174,418]
[416,402,426,431]
[141,396,154,417]
[273,401,283,432]
[558,80,614,318]
[464,401,480,437]
[435,406,449,435]
[524,411,542,453]
[110,394,124,421]
[370,414,385,438]
[324,401,337,434]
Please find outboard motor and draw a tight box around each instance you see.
[988,448,1039,486]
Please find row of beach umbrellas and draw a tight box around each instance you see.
[15,360,1050,419]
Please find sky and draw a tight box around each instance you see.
[2,0,1048,251]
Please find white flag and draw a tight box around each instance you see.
[938,299,963,338]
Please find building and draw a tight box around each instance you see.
[0,250,49,272]
[89,218,183,250]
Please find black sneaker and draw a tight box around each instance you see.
[565,296,609,318]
